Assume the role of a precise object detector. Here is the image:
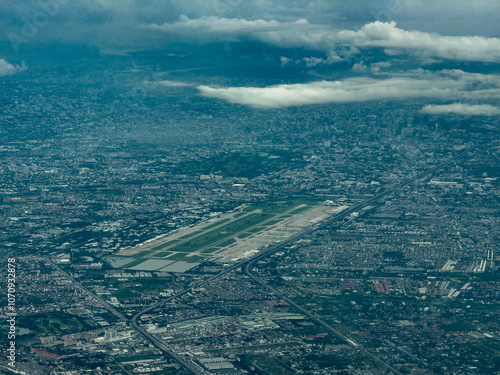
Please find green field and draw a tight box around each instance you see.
[166,198,318,254]
[133,250,154,258]
[173,150,305,179]
[168,213,270,253]
[218,238,237,247]
[148,218,236,253]
[249,227,266,233]
[19,311,95,335]
[113,197,321,269]
[179,231,203,239]
[122,258,147,268]
[151,239,179,251]
[203,218,231,230]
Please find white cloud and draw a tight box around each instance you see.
[150,16,500,63]
[303,56,327,67]
[264,20,500,62]
[149,15,309,42]
[149,15,340,51]
[303,51,344,66]
[421,103,500,116]
[351,62,368,73]
[343,21,500,63]
[0,59,26,76]
[280,56,294,67]
[280,50,351,68]
[369,61,392,73]
[197,70,500,109]
[147,80,194,87]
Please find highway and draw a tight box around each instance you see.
[52,147,473,375]
[244,261,404,375]
[50,260,127,322]
[127,147,472,374]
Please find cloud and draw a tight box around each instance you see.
[262,20,500,62]
[146,80,194,87]
[421,103,500,116]
[149,15,340,51]
[343,21,500,63]
[150,16,500,63]
[197,70,500,109]
[351,62,368,73]
[149,15,309,42]
[0,59,26,76]
[1,1,499,54]
[280,50,351,68]
[369,61,392,73]
[302,51,344,66]
[280,56,292,66]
